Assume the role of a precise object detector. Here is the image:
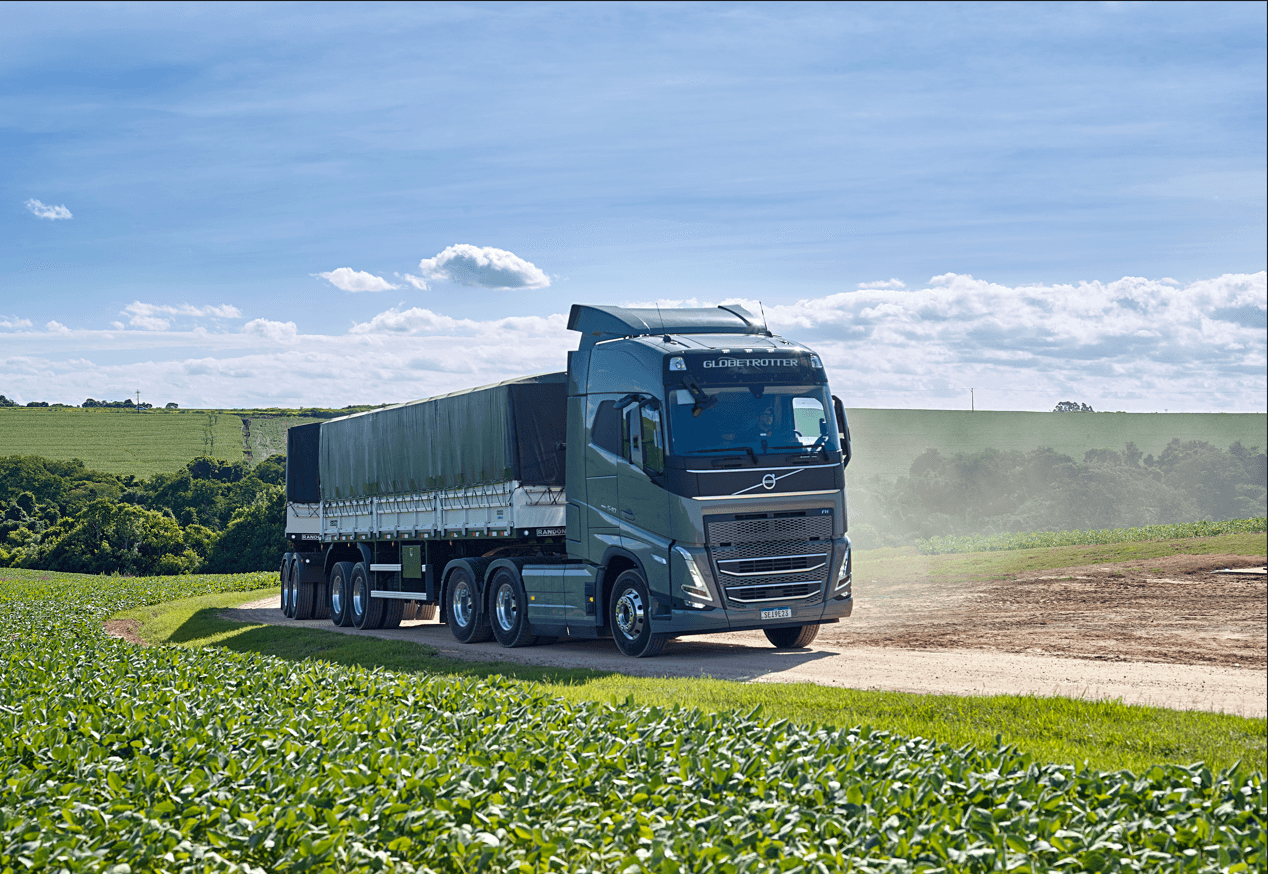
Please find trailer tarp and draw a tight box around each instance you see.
[285,421,322,503]
[319,373,567,499]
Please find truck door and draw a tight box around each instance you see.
[617,401,669,542]
[585,397,624,562]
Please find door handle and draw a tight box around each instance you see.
[622,508,635,518]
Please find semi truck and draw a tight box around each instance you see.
[280,303,853,658]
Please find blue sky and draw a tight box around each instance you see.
[2,2,1265,411]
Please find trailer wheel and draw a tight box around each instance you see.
[490,567,537,648]
[293,559,314,620]
[351,562,384,629]
[380,596,403,629]
[328,561,355,627]
[610,570,669,658]
[280,553,294,617]
[763,624,820,649]
[446,568,493,644]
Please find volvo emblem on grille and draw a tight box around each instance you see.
[762,473,777,490]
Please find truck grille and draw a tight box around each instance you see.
[705,514,832,605]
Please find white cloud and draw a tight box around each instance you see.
[417,244,550,290]
[0,273,1261,413]
[24,198,72,220]
[243,318,299,344]
[0,316,33,330]
[46,321,70,334]
[122,301,243,331]
[857,278,906,289]
[397,273,429,290]
[317,267,399,293]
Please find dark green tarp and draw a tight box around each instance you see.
[318,373,566,500]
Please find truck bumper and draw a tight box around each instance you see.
[662,594,852,636]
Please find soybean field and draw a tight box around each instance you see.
[1,567,1263,872]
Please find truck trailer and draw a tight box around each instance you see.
[280,303,853,657]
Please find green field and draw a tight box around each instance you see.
[0,408,318,477]
[2,404,1264,481]
[2,566,1263,871]
[845,408,1267,481]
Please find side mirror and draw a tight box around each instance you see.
[832,395,852,468]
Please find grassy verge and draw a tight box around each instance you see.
[858,530,1267,587]
[119,588,1267,774]
[916,517,1266,555]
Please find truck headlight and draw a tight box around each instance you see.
[674,546,714,606]
[834,539,852,596]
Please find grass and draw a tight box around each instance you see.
[120,581,1267,775]
[916,516,1268,554]
[845,407,1267,481]
[857,529,1267,587]
[0,407,246,476]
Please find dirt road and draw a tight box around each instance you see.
[218,553,1267,718]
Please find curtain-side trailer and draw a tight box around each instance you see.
[280,304,853,658]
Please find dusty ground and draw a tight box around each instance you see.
[196,552,1268,718]
[825,553,1268,670]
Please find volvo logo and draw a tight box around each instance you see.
[762,474,777,490]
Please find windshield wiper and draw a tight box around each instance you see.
[691,446,757,464]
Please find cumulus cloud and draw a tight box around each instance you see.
[24,198,72,220]
[417,244,550,290]
[122,302,243,331]
[46,321,70,334]
[0,273,1261,413]
[857,278,906,289]
[397,273,429,290]
[317,267,399,293]
[1,316,33,330]
[243,318,299,344]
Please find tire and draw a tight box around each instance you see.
[489,567,537,648]
[400,601,418,621]
[310,576,330,621]
[610,570,669,658]
[351,562,384,629]
[280,553,294,613]
[764,624,820,649]
[446,568,493,644]
[417,603,438,621]
[293,560,314,620]
[380,597,404,629]
[328,561,355,627]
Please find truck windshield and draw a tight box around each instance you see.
[666,385,840,456]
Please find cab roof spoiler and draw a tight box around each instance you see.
[568,304,767,350]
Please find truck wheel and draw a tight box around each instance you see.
[610,570,668,658]
[764,624,820,649]
[417,603,438,621]
[351,562,384,629]
[293,560,314,620]
[446,568,493,644]
[490,567,537,648]
[279,554,292,616]
[380,597,404,629]
[311,577,330,621]
[328,561,355,627]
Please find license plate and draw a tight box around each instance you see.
[761,608,792,621]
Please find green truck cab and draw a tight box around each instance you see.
[281,304,852,658]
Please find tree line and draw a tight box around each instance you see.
[850,438,1267,546]
[0,454,288,576]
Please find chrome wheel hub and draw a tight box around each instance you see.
[615,589,644,639]
[452,580,474,627]
[495,584,518,631]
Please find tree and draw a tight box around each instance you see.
[1053,401,1094,412]
[202,488,287,573]
[0,395,17,407]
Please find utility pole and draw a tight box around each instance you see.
[136,389,140,411]
[971,388,974,411]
